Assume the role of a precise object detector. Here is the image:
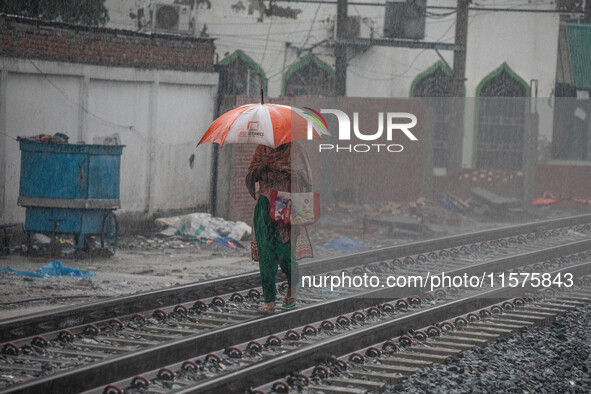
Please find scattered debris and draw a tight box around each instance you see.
[471,187,521,210]
[532,192,591,208]
[17,132,69,144]
[439,197,466,216]
[32,233,51,244]
[533,192,558,206]
[155,213,251,241]
[364,214,427,238]
[209,237,244,249]
[469,187,526,218]
[440,192,471,216]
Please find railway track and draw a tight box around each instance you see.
[3,214,590,343]
[1,214,591,393]
[90,261,591,394]
[251,275,591,394]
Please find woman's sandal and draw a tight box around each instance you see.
[282,284,300,309]
[257,301,276,315]
[283,294,296,309]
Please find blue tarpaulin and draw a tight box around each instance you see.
[322,236,363,252]
[0,260,95,278]
[213,237,244,249]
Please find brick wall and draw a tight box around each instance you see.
[432,165,591,202]
[0,15,214,71]
[329,97,424,203]
[537,164,591,199]
[433,169,524,200]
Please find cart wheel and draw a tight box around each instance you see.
[101,212,119,255]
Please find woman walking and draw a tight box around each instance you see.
[246,142,314,314]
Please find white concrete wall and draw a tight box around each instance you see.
[0,58,218,223]
[104,0,560,169]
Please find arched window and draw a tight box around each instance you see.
[411,61,453,97]
[475,63,529,170]
[411,61,453,168]
[218,50,267,98]
[283,54,335,96]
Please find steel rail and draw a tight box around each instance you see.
[5,237,591,394]
[182,260,591,393]
[2,214,590,342]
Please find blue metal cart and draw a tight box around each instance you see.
[18,140,124,256]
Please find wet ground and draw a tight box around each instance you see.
[0,207,578,320]
[0,240,255,318]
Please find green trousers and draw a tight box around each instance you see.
[254,195,299,303]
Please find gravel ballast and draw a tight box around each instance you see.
[390,305,591,393]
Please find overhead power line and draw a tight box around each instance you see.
[273,0,584,13]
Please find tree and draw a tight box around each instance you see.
[556,0,585,13]
[0,0,109,26]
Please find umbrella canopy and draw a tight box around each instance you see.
[197,103,329,148]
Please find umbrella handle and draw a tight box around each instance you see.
[261,88,264,104]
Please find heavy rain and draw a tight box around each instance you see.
[1,1,591,393]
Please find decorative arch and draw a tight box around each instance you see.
[282,53,335,96]
[410,61,455,168]
[475,62,530,98]
[218,50,268,95]
[473,62,530,170]
[409,61,453,97]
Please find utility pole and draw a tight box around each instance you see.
[523,80,539,206]
[452,0,469,98]
[449,0,469,171]
[335,0,348,96]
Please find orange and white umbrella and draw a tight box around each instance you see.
[197,103,329,148]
